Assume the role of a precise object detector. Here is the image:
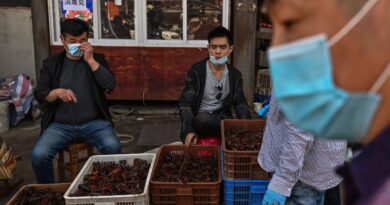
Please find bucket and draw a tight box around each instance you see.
[0,101,9,134]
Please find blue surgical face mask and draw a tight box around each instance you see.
[210,55,228,65]
[268,0,390,140]
[67,43,83,58]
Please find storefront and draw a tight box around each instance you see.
[48,0,231,100]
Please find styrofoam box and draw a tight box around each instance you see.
[64,154,156,205]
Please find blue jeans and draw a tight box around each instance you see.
[286,181,325,205]
[31,119,121,183]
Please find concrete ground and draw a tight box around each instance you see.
[0,101,181,204]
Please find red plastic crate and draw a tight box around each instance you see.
[150,145,221,205]
[222,119,272,180]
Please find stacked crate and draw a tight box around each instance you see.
[221,119,271,205]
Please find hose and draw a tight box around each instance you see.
[109,105,179,120]
[117,133,134,144]
[19,122,41,131]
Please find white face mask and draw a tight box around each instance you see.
[67,43,83,58]
[209,55,228,65]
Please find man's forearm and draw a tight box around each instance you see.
[45,89,59,102]
[269,118,315,196]
[93,64,116,90]
[87,58,100,71]
[180,108,195,135]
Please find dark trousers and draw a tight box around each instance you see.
[324,185,341,205]
[193,112,224,138]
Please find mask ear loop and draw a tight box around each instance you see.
[369,62,390,94]
[326,0,387,94]
[328,0,379,47]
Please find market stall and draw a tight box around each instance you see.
[48,0,231,100]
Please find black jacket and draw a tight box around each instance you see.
[178,58,251,141]
[34,51,114,132]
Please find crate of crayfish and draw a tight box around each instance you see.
[63,154,156,205]
[222,119,272,180]
[150,145,221,205]
[7,183,70,205]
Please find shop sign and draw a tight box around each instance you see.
[63,0,87,11]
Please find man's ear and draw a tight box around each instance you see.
[60,35,65,44]
[229,45,234,54]
[207,44,212,54]
[60,35,69,51]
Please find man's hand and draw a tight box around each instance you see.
[55,88,77,103]
[262,189,287,205]
[80,42,93,62]
[79,42,99,71]
[184,133,197,145]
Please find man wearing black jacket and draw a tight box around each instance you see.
[179,26,251,145]
[32,19,121,183]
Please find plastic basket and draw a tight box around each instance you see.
[224,178,269,205]
[7,183,70,205]
[64,154,156,205]
[256,69,271,91]
[221,147,270,205]
[0,140,17,180]
[222,119,272,180]
[150,145,221,205]
[255,69,272,103]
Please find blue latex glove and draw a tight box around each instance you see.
[258,104,270,118]
[262,189,287,205]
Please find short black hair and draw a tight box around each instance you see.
[208,26,233,45]
[60,18,89,37]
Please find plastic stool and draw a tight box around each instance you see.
[196,136,221,145]
[57,143,94,182]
